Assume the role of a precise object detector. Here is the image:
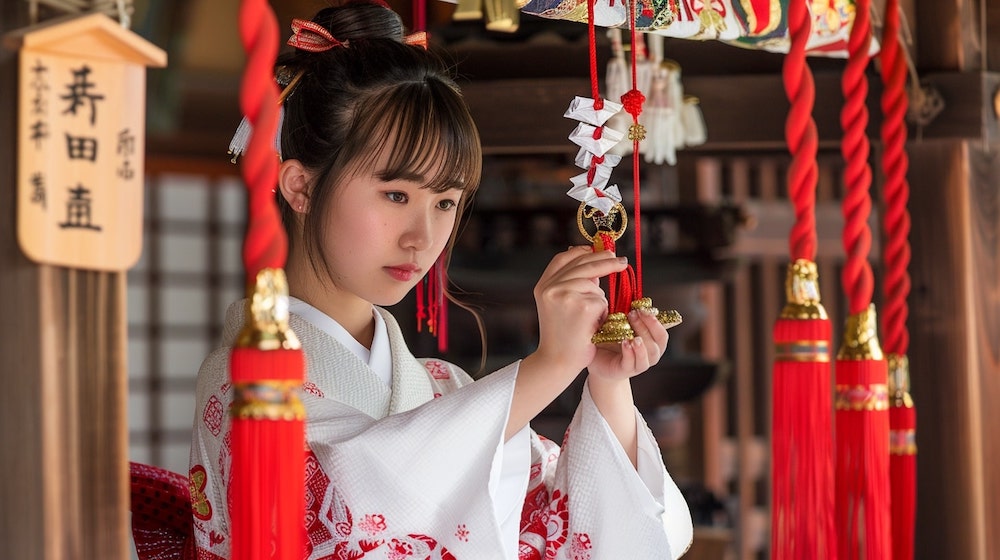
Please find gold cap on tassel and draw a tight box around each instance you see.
[887,353,914,407]
[780,259,829,319]
[236,268,302,351]
[591,298,684,344]
[836,304,884,360]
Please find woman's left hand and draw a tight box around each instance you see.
[587,309,670,381]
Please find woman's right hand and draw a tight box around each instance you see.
[530,246,629,374]
[506,246,628,439]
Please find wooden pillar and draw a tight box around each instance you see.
[908,142,998,560]
[0,6,129,559]
[907,0,1000,557]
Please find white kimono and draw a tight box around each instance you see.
[190,301,692,560]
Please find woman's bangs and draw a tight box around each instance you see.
[363,83,481,194]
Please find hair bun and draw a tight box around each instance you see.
[307,1,404,45]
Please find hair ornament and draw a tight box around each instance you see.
[287,18,349,52]
[404,31,428,49]
[228,69,305,163]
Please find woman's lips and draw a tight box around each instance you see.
[384,264,420,282]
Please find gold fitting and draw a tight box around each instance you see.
[836,304,884,360]
[835,383,889,411]
[230,380,306,421]
[577,202,628,245]
[236,268,302,351]
[890,428,918,455]
[887,353,914,407]
[592,312,634,344]
[631,297,658,316]
[657,309,683,329]
[630,298,683,329]
[628,123,647,142]
[780,259,828,320]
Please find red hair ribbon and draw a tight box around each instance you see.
[404,31,428,49]
[288,18,348,52]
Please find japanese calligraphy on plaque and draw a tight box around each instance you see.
[6,13,166,271]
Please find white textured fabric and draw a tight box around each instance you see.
[289,298,532,559]
[190,301,693,559]
[289,297,392,386]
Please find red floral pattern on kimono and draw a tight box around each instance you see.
[190,304,691,560]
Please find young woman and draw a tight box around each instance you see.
[190,2,692,558]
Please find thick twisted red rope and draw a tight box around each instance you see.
[839,0,874,313]
[881,3,916,560]
[240,0,286,282]
[783,0,818,261]
[879,0,910,356]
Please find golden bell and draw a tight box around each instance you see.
[631,297,684,329]
[658,309,683,329]
[592,312,634,344]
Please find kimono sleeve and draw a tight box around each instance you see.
[517,380,693,560]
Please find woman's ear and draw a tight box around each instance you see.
[278,159,312,213]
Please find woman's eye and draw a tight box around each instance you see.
[437,199,457,210]
[386,192,407,203]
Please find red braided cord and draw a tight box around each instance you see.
[840,0,874,314]
[626,0,643,296]
[783,0,819,262]
[879,0,910,355]
[240,0,287,283]
[588,0,603,108]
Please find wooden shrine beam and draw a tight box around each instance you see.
[463,72,997,153]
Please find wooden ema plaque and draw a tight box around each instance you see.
[6,13,166,271]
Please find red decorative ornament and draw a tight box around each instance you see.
[880,0,916,556]
[836,0,891,555]
[231,1,306,559]
[770,0,836,557]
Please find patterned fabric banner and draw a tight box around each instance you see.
[519,0,878,57]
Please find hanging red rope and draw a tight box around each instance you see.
[231,1,306,559]
[585,0,635,315]
[621,0,644,297]
[879,0,916,556]
[836,0,891,556]
[770,0,836,557]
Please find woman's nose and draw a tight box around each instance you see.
[399,211,433,251]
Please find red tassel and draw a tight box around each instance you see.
[417,254,449,352]
[595,232,635,315]
[835,308,891,560]
[230,346,306,560]
[436,257,449,353]
[771,261,836,559]
[888,355,916,560]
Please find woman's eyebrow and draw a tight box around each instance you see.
[375,169,425,183]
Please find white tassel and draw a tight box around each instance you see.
[227,105,285,163]
[682,96,707,146]
[605,28,632,157]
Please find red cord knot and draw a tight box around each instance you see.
[621,89,645,118]
[591,154,605,166]
[594,97,605,111]
[592,126,604,140]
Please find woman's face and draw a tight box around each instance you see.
[315,148,462,307]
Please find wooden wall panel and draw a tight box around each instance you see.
[967,144,1000,560]
[0,6,130,559]
[908,141,983,560]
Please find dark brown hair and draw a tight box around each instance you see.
[277,1,485,361]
